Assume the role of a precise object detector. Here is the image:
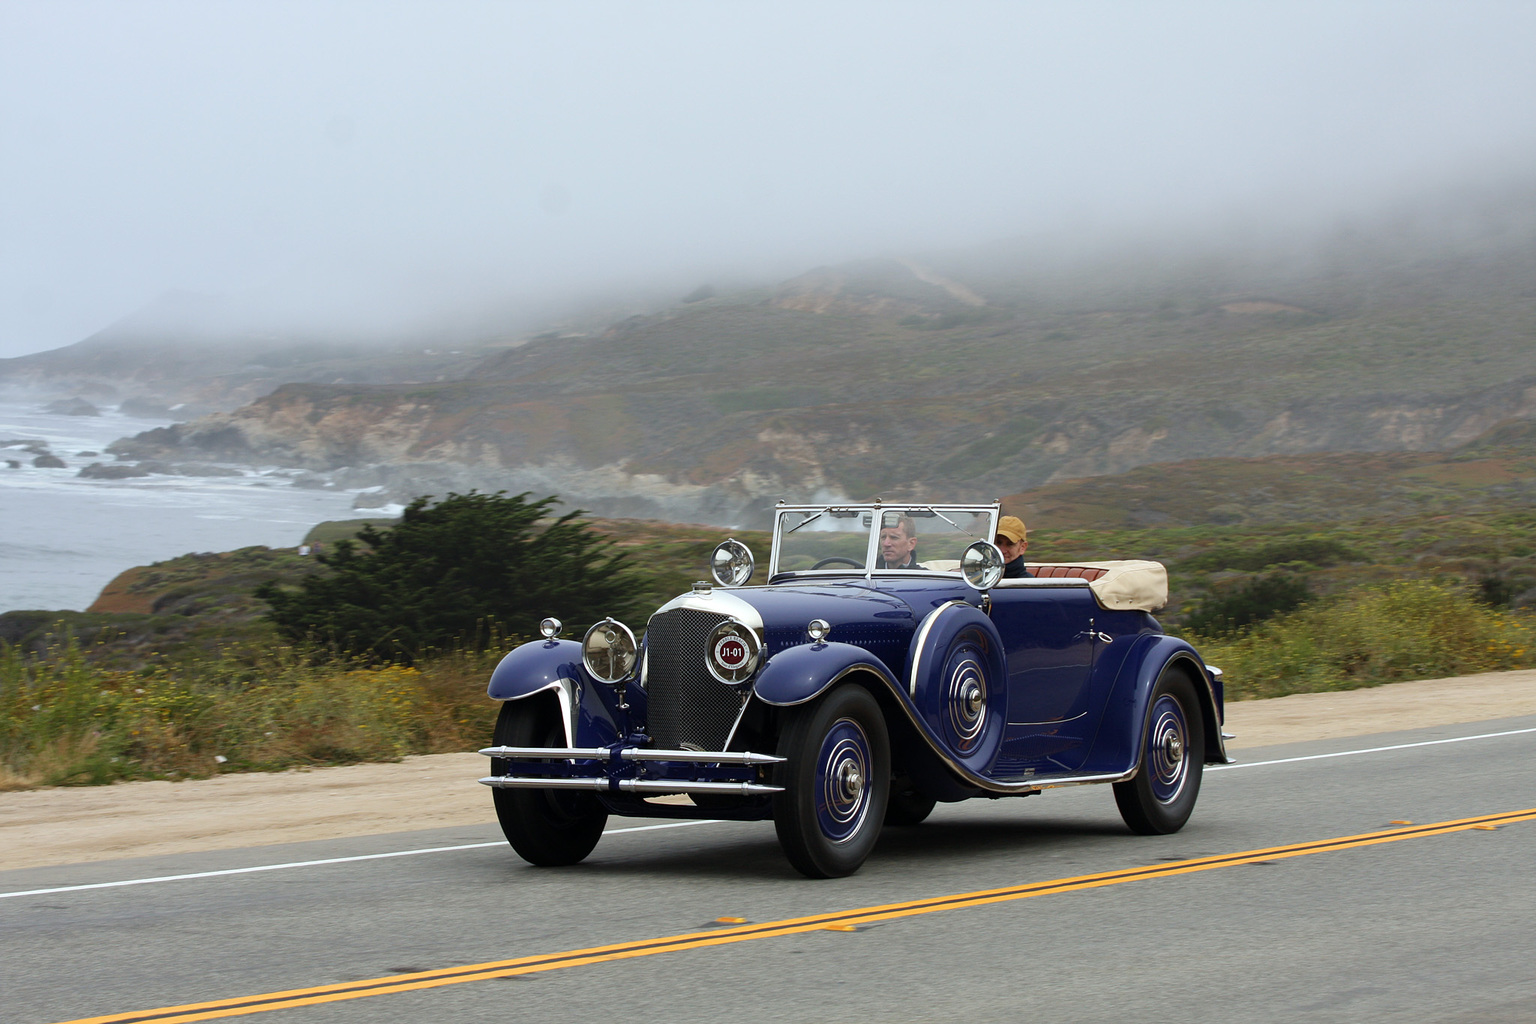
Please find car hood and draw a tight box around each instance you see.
[650,577,980,658]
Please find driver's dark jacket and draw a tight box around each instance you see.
[878,555,921,570]
[1003,556,1033,579]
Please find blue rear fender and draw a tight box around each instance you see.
[1083,634,1229,775]
[485,638,627,748]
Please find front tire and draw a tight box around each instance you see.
[490,700,608,866]
[773,684,891,878]
[1113,670,1205,835]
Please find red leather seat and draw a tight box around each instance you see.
[1027,564,1109,581]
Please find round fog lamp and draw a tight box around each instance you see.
[582,617,638,684]
[806,618,831,642]
[539,617,563,639]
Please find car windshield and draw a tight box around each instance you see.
[771,504,998,576]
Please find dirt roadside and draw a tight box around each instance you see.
[3,669,1533,873]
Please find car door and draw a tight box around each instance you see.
[988,586,1100,770]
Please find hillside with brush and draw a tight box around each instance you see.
[100,188,1536,523]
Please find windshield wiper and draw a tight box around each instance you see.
[786,511,826,534]
[919,506,982,539]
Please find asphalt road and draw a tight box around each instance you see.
[5,716,1535,1024]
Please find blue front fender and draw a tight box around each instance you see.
[753,641,903,707]
[487,639,584,701]
[485,639,628,748]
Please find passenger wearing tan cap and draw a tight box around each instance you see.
[995,515,1032,579]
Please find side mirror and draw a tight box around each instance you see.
[710,538,755,587]
[960,540,1005,591]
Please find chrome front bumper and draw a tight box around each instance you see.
[478,745,785,796]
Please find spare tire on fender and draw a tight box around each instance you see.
[904,602,1007,772]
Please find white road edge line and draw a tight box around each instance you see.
[5,723,1534,901]
[0,819,720,900]
[1210,725,1536,771]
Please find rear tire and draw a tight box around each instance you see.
[1113,670,1204,835]
[773,685,891,878]
[490,700,608,866]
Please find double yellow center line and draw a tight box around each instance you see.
[61,807,1535,1024]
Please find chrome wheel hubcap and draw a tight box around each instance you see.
[816,718,873,843]
[1147,694,1190,804]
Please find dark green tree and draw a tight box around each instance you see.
[1183,572,1311,637]
[256,492,644,661]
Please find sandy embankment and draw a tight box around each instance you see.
[3,670,1533,873]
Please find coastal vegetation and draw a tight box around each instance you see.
[3,427,1534,790]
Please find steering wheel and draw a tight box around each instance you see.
[811,556,864,569]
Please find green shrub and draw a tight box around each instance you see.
[257,491,645,662]
[1192,578,1534,701]
[1183,572,1310,635]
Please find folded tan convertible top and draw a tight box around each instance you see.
[1025,560,1169,613]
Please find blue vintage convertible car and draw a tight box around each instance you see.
[480,501,1229,877]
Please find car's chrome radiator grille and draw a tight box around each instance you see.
[646,607,743,750]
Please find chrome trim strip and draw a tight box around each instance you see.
[478,777,783,795]
[721,694,755,750]
[500,678,578,748]
[479,746,785,765]
[1005,710,1090,727]
[907,600,968,698]
[991,577,1091,588]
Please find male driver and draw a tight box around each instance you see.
[996,515,1033,578]
[878,514,921,569]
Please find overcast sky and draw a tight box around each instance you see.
[2,1,1534,358]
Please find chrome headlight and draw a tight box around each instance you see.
[582,617,638,683]
[705,618,762,685]
[709,538,755,587]
[960,540,1004,591]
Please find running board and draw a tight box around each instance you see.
[479,746,785,766]
[987,768,1136,793]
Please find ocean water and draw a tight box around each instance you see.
[0,401,393,613]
